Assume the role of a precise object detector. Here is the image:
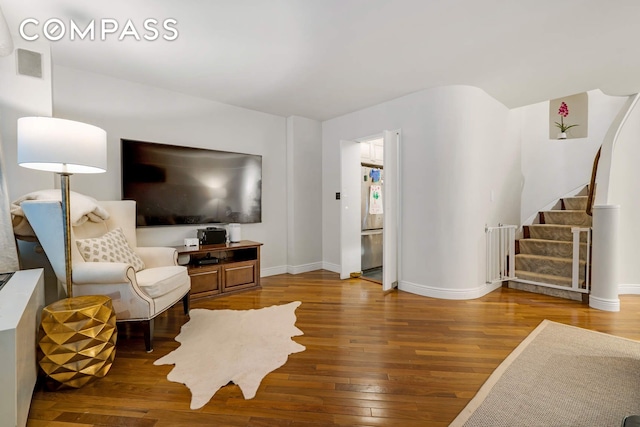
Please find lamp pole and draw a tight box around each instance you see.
[60,172,73,298]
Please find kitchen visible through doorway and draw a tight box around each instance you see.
[360,137,383,284]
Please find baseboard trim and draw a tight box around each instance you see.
[322,261,340,274]
[399,280,503,300]
[261,262,342,277]
[260,265,287,277]
[618,284,640,295]
[589,295,620,312]
[287,262,323,275]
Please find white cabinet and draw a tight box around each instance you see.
[360,138,384,166]
[371,139,384,164]
[360,141,372,161]
[0,269,45,427]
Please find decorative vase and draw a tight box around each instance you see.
[558,132,567,140]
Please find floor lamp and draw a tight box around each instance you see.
[17,117,117,389]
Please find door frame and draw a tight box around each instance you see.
[339,130,402,289]
[382,129,400,291]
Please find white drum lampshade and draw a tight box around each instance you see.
[17,117,107,174]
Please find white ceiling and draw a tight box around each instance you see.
[3,0,640,121]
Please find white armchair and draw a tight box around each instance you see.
[21,199,190,352]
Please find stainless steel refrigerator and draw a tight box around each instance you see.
[361,166,383,271]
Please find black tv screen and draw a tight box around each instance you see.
[121,139,262,226]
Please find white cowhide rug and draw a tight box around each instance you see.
[154,301,305,409]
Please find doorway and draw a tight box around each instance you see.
[360,138,384,284]
[340,130,400,292]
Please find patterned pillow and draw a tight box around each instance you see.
[75,227,145,272]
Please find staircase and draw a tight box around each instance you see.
[509,187,592,301]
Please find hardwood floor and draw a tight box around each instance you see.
[27,270,640,426]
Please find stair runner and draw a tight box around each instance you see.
[515,190,591,289]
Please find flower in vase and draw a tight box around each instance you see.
[555,101,578,133]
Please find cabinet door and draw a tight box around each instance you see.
[360,141,372,163]
[189,266,221,299]
[222,260,257,292]
[372,139,384,165]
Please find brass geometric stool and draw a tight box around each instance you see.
[38,295,117,390]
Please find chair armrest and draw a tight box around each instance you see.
[72,262,135,284]
[135,246,178,267]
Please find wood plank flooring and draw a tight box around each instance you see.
[27,270,640,426]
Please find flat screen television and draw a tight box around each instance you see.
[121,139,262,226]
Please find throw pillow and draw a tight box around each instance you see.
[76,227,145,272]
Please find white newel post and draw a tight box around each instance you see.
[589,205,620,311]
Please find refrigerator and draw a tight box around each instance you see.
[361,166,383,271]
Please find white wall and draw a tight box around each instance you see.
[4,56,629,298]
[517,90,626,224]
[286,116,323,273]
[607,98,640,290]
[0,40,54,198]
[52,66,288,274]
[322,85,521,299]
[0,39,61,303]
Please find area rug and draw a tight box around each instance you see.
[450,320,640,427]
[154,301,305,409]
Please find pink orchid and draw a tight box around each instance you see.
[558,102,569,117]
[555,101,578,133]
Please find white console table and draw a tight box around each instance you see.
[0,269,45,427]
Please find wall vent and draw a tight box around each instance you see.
[16,48,42,78]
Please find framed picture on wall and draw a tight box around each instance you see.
[549,92,588,140]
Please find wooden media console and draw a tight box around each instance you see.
[176,240,262,300]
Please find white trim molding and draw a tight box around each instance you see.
[589,295,620,312]
[322,261,341,274]
[287,262,323,275]
[260,265,287,278]
[399,280,503,300]
[618,284,640,295]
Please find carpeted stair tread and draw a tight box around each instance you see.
[525,224,588,242]
[516,254,584,263]
[541,210,592,226]
[515,254,585,280]
[515,185,591,297]
[518,239,588,260]
[514,270,580,288]
[516,253,586,265]
[563,196,588,211]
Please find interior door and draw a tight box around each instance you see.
[340,140,361,279]
[383,130,400,291]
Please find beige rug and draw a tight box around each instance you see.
[451,320,640,427]
[155,301,305,409]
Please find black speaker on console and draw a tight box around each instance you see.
[197,227,227,245]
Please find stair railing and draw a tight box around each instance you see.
[581,146,598,293]
[485,224,517,284]
[586,146,601,216]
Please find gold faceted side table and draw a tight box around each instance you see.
[38,295,117,390]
